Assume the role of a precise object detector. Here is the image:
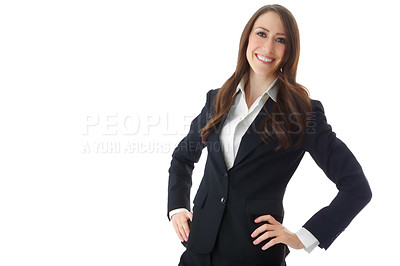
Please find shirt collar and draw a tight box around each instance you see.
[233,72,279,102]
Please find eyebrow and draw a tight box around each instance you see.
[255,27,285,36]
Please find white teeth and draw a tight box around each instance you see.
[256,54,274,63]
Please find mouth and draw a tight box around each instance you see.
[256,54,275,64]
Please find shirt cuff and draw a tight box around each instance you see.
[169,208,189,220]
[295,227,320,253]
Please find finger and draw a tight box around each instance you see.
[172,221,184,242]
[188,212,193,222]
[251,223,279,238]
[251,223,270,238]
[182,218,190,238]
[178,222,188,242]
[254,214,280,225]
[253,230,280,245]
[262,236,282,250]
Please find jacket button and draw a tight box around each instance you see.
[224,172,228,177]
[220,197,226,204]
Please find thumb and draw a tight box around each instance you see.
[188,212,193,221]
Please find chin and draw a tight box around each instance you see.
[252,68,275,77]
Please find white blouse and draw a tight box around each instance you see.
[219,72,279,170]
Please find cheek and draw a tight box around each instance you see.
[278,46,286,59]
[247,35,258,55]
[246,45,251,59]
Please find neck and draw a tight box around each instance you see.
[245,70,276,99]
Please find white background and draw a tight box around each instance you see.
[1,0,399,265]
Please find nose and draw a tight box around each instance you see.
[263,38,275,54]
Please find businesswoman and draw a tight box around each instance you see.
[168,4,372,266]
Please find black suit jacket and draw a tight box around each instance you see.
[168,88,372,264]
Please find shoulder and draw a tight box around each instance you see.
[309,98,325,114]
[207,88,219,100]
[305,98,332,135]
[203,88,220,108]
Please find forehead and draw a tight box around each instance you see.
[253,11,285,34]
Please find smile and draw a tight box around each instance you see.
[256,54,275,64]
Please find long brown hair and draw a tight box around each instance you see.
[200,4,312,150]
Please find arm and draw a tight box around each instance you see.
[302,100,372,250]
[167,89,213,219]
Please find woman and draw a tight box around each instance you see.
[167,4,372,266]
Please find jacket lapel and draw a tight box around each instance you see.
[207,97,276,171]
[232,97,276,168]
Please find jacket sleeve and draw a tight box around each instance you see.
[302,99,372,250]
[167,89,214,220]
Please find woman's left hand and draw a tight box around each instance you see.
[251,215,305,250]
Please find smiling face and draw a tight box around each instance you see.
[246,11,286,80]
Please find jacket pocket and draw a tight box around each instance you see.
[185,190,208,250]
[246,198,284,221]
[193,190,207,210]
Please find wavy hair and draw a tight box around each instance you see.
[200,4,312,150]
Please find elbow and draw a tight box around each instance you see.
[347,178,372,208]
[364,185,372,205]
[358,180,372,207]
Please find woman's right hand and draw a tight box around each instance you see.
[171,211,193,242]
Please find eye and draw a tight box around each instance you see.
[256,32,267,38]
[276,38,286,44]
